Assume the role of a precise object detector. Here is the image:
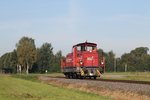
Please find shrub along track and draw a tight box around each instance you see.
[39,76,150,100]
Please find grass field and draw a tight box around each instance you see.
[0,74,112,100]
[101,72,150,81]
[0,73,149,100]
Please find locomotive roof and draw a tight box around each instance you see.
[73,42,97,47]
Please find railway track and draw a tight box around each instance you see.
[95,78,150,85]
[40,75,150,100]
[47,76,150,85]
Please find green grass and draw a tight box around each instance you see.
[0,75,112,100]
[101,72,150,81]
[12,74,40,82]
[46,73,64,77]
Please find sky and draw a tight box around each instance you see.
[0,0,150,57]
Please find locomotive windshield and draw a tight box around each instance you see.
[75,42,97,51]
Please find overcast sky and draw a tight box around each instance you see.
[0,0,150,57]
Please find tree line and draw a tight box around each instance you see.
[98,47,150,72]
[0,37,62,74]
[0,36,150,74]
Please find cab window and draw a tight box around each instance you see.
[77,46,86,51]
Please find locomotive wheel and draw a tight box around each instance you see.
[73,74,78,79]
[66,75,69,78]
[80,76,83,79]
[94,76,97,79]
[72,75,75,79]
[69,73,74,79]
[67,75,71,79]
[80,76,86,79]
[78,75,83,79]
[65,75,67,78]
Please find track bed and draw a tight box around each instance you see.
[39,76,150,100]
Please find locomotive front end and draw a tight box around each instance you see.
[61,42,105,79]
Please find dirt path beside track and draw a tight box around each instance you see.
[39,76,150,100]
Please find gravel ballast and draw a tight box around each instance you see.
[39,76,150,100]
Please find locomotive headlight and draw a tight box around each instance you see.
[80,60,83,65]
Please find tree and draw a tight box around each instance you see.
[36,43,53,73]
[97,49,105,57]
[0,53,9,72]
[131,47,150,71]
[16,37,36,74]
[131,47,149,56]
[0,50,17,73]
[106,51,115,72]
[9,50,17,71]
[119,47,150,72]
[0,54,5,71]
[98,49,115,72]
[53,50,62,72]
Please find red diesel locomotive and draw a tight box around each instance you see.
[61,42,105,79]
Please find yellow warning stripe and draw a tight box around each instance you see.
[80,68,84,76]
[96,69,101,77]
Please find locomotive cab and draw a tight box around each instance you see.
[61,42,105,79]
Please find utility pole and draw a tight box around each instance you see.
[114,58,116,72]
[125,64,127,72]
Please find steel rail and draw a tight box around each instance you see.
[46,76,150,85]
